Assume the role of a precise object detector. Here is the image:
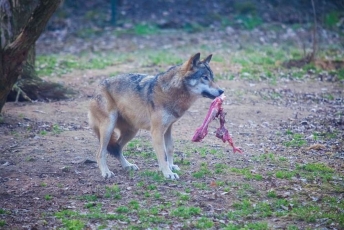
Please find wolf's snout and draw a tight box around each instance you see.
[218,89,224,95]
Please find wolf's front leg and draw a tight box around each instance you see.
[151,126,179,180]
[164,125,180,171]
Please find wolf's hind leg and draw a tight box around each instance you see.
[108,122,139,171]
[96,111,118,178]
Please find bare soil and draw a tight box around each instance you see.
[1,64,343,228]
[1,29,344,229]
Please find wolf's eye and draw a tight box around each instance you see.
[203,76,209,81]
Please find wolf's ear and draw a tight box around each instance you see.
[182,53,201,71]
[202,54,212,64]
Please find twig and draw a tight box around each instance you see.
[310,0,318,60]
[12,82,33,103]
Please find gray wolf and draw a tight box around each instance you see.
[88,53,224,179]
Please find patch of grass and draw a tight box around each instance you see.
[140,170,165,182]
[235,15,263,30]
[52,124,63,135]
[0,220,6,227]
[61,219,85,230]
[230,167,263,180]
[84,202,96,209]
[128,200,140,210]
[144,51,183,66]
[284,133,306,147]
[254,153,276,162]
[178,193,190,201]
[214,163,228,174]
[171,206,201,218]
[0,209,9,215]
[36,53,130,77]
[275,170,296,179]
[287,225,299,230]
[183,22,204,33]
[278,157,287,162]
[324,11,340,28]
[195,217,214,229]
[40,130,47,136]
[224,222,268,230]
[337,68,344,80]
[192,182,208,190]
[115,206,130,214]
[267,190,277,198]
[78,194,97,202]
[234,2,257,15]
[299,163,334,173]
[227,199,254,220]
[104,184,121,199]
[192,162,211,178]
[44,194,53,201]
[296,162,336,182]
[134,23,159,36]
[291,204,320,222]
[40,182,47,187]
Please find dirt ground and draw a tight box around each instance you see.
[1,63,343,228]
[1,23,344,229]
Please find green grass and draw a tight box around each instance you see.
[299,163,334,173]
[140,170,165,182]
[44,194,53,201]
[61,219,85,230]
[52,124,63,135]
[324,11,341,28]
[275,170,296,179]
[133,23,159,36]
[224,222,269,230]
[40,182,47,187]
[143,51,183,66]
[234,14,263,30]
[0,220,6,227]
[230,167,263,180]
[284,133,306,147]
[39,130,47,135]
[36,53,131,77]
[78,194,97,202]
[171,206,201,218]
[192,162,211,178]
[195,217,214,229]
[25,138,342,229]
[296,163,336,182]
[104,184,121,199]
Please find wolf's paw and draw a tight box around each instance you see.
[124,163,139,171]
[162,169,179,180]
[170,164,181,171]
[101,169,115,179]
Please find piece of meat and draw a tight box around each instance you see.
[192,94,243,153]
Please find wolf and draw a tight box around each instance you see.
[88,53,224,179]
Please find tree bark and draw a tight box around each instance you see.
[0,0,65,113]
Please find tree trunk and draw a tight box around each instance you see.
[0,0,70,113]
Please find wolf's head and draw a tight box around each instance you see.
[181,53,224,99]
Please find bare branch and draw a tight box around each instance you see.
[310,0,318,60]
[4,0,62,61]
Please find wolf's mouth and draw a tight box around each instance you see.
[201,91,217,99]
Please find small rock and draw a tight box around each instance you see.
[301,120,308,125]
[1,162,10,166]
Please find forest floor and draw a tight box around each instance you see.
[1,19,344,230]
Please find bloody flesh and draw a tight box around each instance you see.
[192,94,243,153]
